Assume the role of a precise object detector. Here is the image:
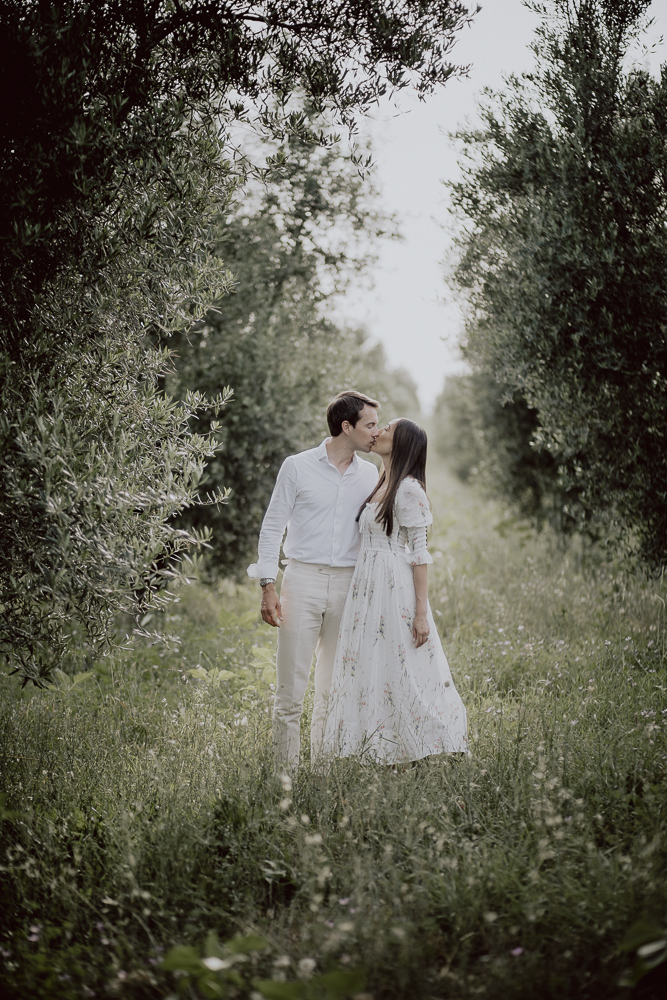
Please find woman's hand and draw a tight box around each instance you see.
[412,612,430,648]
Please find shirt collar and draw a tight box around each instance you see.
[318,438,359,470]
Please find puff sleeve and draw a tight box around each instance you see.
[395,478,433,566]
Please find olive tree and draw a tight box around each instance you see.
[1,1,472,682]
[446,0,667,565]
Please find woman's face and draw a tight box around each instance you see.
[371,419,398,457]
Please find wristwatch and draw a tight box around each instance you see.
[260,577,276,587]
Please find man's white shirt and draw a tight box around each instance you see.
[247,439,379,581]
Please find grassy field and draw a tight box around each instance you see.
[1,468,666,999]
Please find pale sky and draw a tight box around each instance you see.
[342,0,667,412]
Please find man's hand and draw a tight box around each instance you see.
[260,583,282,627]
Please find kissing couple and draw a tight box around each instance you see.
[248,390,468,770]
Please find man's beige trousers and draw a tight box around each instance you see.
[274,560,354,767]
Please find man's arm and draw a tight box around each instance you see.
[247,457,298,627]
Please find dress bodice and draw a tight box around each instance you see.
[359,477,433,566]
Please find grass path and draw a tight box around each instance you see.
[1,467,666,998]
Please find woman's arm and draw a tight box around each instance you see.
[412,563,430,648]
[397,481,433,648]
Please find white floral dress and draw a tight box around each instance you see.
[322,477,468,764]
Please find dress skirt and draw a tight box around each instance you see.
[322,483,468,764]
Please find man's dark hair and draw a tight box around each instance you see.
[327,390,379,437]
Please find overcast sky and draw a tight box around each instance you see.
[341,0,667,412]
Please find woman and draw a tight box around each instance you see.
[322,418,468,764]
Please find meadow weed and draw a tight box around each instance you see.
[1,469,665,998]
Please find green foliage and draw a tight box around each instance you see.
[433,373,587,535]
[0,309,234,685]
[161,931,268,998]
[619,919,667,991]
[161,929,364,999]
[446,0,667,566]
[0,1,469,682]
[1,468,666,999]
[168,131,420,574]
[1,0,474,323]
[1,0,241,685]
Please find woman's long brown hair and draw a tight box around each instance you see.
[357,418,428,536]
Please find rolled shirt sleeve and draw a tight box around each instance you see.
[247,456,298,580]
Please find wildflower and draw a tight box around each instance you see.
[510,947,524,956]
[316,864,332,885]
[484,912,498,923]
[338,897,350,906]
[202,957,228,971]
[298,957,316,978]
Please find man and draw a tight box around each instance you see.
[248,390,380,768]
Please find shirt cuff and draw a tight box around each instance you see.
[247,561,280,580]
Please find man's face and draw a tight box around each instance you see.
[345,405,379,452]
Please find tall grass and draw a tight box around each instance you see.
[1,469,666,999]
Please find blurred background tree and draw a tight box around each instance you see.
[441,0,667,567]
[432,373,586,535]
[168,129,421,572]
